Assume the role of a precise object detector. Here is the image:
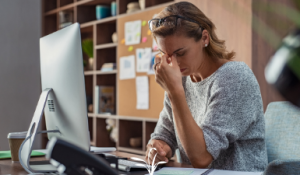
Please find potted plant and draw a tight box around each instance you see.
[82,39,94,70]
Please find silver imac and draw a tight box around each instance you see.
[20,23,90,173]
[40,23,90,151]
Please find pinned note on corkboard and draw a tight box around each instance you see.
[117,5,169,118]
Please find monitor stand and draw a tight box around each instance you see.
[19,88,58,173]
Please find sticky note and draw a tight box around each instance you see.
[142,20,147,26]
[147,30,151,35]
[142,37,147,43]
[121,39,125,44]
[128,46,134,52]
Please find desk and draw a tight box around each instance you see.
[0,151,192,175]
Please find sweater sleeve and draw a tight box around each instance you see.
[200,72,262,160]
[149,92,178,157]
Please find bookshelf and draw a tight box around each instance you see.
[42,0,173,155]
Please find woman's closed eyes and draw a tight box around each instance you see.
[175,52,185,57]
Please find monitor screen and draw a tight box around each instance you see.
[39,23,90,151]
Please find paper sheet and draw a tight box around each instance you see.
[120,55,136,80]
[90,146,116,153]
[136,48,152,72]
[136,76,149,110]
[151,167,263,175]
[125,20,142,45]
[156,168,194,175]
[148,51,160,75]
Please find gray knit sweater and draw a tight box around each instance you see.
[150,61,268,171]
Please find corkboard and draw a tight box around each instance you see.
[117,6,168,118]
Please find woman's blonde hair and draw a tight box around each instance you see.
[152,1,235,60]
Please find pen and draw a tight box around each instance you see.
[201,168,214,175]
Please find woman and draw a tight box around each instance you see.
[146,1,267,172]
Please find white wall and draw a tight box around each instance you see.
[0,0,41,150]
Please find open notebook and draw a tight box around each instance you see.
[151,167,263,175]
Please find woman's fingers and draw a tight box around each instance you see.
[145,143,168,165]
[151,141,166,156]
[149,151,166,163]
[147,155,161,165]
[160,53,169,65]
[154,53,162,65]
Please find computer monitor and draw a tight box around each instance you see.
[40,23,90,151]
[20,23,90,173]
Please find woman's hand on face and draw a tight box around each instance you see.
[145,139,172,165]
[154,54,183,95]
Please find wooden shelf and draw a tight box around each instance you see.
[95,43,117,50]
[76,0,112,6]
[95,114,118,119]
[44,9,58,16]
[80,16,117,28]
[60,0,74,7]
[84,70,117,75]
[118,0,173,15]
[88,113,95,117]
[60,3,75,11]
[84,71,94,75]
[95,70,117,75]
[118,115,159,122]
[44,2,75,16]
[43,0,58,14]
[90,141,96,146]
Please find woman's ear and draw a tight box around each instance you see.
[202,30,210,47]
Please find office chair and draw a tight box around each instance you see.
[263,101,300,175]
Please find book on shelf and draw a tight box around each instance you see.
[101,63,117,72]
[94,86,115,114]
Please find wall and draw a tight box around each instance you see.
[0,1,41,150]
[252,0,294,109]
[175,0,253,67]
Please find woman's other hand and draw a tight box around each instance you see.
[154,54,183,95]
[145,139,172,165]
